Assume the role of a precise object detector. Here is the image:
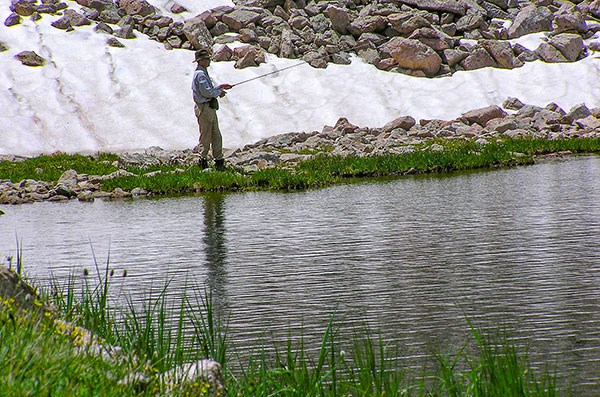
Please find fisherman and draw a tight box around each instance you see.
[192,49,232,170]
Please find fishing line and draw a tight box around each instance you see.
[230,37,389,88]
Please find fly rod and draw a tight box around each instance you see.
[231,61,308,87]
[229,37,389,88]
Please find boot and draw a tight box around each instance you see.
[199,157,209,169]
[215,159,226,171]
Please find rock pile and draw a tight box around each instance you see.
[228,99,600,169]
[5,0,600,75]
[1,99,598,205]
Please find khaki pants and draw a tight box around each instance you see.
[195,102,223,160]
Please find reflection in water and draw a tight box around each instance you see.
[201,193,228,314]
[0,156,599,395]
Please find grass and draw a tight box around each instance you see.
[0,152,119,182]
[0,261,563,396]
[1,138,599,196]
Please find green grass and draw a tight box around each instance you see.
[0,152,119,182]
[0,261,564,397]
[2,138,600,197]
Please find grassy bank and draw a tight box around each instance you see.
[0,263,562,396]
[1,138,599,195]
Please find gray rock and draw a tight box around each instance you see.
[183,16,213,50]
[460,46,497,70]
[508,6,553,38]
[460,105,507,126]
[503,97,525,110]
[4,13,21,26]
[568,103,592,120]
[14,51,46,67]
[479,39,523,69]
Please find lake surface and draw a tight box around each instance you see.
[1,155,600,394]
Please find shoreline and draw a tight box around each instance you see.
[1,99,600,205]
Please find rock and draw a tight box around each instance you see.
[213,44,233,61]
[52,183,77,198]
[170,3,187,13]
[408,27,454,51]
[536,34,586,62]
[183,16,213,51]
[13,0,36,16]
[52,9,91,28]
[503,97,525,110]
[111,187,132,199]
[442,48,468,66]
[548,33,586,62]
[395,0,466,16]
[325,5,350,35]
[460,46,497,70]
[575,115,600,130]
[479,39,523,69]
[347,15,387,36]
[221,8,263,31]
[382,116,416,133]
[107,37,125,48]
[508,6,553,38]
[387,37,442,77]
[455,13,485,32]
[389,14,432,36]
[568,103,592,120]
[14,51,46,66]
[4,12,21,26]
[117,0,155,17]
[553,11,587,34]
[460,105,507,126]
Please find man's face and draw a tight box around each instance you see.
[198,58,210,67]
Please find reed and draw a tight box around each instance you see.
[2,262,564,396]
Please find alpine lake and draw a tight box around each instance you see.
[1,154,599,395]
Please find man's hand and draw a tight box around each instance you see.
[219,83,233,90]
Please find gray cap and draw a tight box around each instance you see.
[193,49,211,62]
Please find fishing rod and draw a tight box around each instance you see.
[229,37,389,88]
[231,61,308,87]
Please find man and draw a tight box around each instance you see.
[192,49,232,170]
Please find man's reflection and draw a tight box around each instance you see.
[202,192,228,311]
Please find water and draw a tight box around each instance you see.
[1,155,600,393]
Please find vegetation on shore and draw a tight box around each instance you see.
[1,260,563,396]
[1,138,599,196]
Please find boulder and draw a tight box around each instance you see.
[117,0,155,17]
[389,14,431,36]
[387,37,442,77]
[553,11,587,34]
[460,105,507,126]
[460,46,497,70]
[52,9,91,29]
[347,15,387,36]
[548,33,586,61]
[4,13,21,27]
[536,34,586,62]
[13,0,36,16]
[479,39,523,69]
[382,116,416,133]
[183,16,213,51]
[408,27,454,51]
[568,103,592,120]
[14,51,45,66]
[508,6,553,38]
[221,8,263,31]
[325,5,350,35]
[395,0,466,16]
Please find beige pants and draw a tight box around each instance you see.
[195,101,223,160]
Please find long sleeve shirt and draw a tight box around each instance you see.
[191,66,222,104]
